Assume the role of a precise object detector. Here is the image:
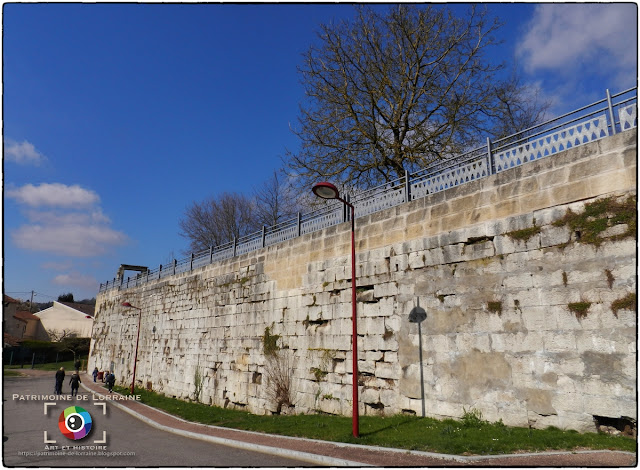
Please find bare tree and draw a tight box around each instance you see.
[48,329,77,342]
[287,5,549,188]
[49,329,89,362]
[179,192,259,253]
[253,171,306,227]
[486,71,551,143]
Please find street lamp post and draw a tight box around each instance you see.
[121,302,142,395]
[312,182,359,438]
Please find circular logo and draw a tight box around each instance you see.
[58,406,92,440]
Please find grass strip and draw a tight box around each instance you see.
[112,385,635,455]
[5,360,79,371]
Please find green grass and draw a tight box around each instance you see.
[5,359,79,371]
[3,369,22,377]
[113,385,636,455]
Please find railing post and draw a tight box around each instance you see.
[297,212,301,237]
[262,226,266,248]
[487,137,495,174]
[404,170,411,202]
[190,253,194,271]
[209,245,213,264]
[233,237,237,257]
[159,264,163,279]
[606,89,617,135]
[173,259,177,275]
[345,194,351,222]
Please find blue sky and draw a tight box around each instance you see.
[3,3,637,302]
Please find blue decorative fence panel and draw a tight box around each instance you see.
[410,157,489,200]
[495,114,609,173]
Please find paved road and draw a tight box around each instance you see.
[3,375,314,467]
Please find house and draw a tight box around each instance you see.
[35,301,95,340]
[3,295,26,339]
[14,310,46,340]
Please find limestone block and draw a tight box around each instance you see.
[373,282,398,298]
[600,238,637,259]
[510,332,544,353]
[587,168,635,195]
[384,315,402,333]
[360,302,380,319]
[375,362,399,380]
[511,369,551,391]
[423,247,445,267]
[384,351,398,363]
[472,310,506,334]
[543,332,577,352]
[332,358,347,375]
[540,225,571,248]
[359,360,376,375]
[399,365,421,399]
[332,334,352,352]
[442,243,465,264]
[377,298,396,317]
[543,288,583,308]
[576,331,633,355]
[493,234,519,256]
[404,237,425,253]
[379,389,397,408]
[582,394,634,418]
[549,354,584,377]
[502,272,536,290]
[427,335,456,353]
[360,387,381,405]
[365,351,384,362]
[579,377,634,399]
[363,317,386,336]
[362,334,386,351]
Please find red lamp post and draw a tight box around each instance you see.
[121,302,142,395]
[312,182,359,438]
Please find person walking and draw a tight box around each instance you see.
[69,371,81,396]
[92,367,99,382]
[54,367,65,394]
[106,371,115,393]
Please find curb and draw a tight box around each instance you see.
[79,379,637,466]
[80,381,366,466]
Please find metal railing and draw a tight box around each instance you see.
[101,88,637,293]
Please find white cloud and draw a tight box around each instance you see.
[7,183,100,208]
[24,208,111,226]
[517,4,637,87]
[12,223,128,257]
[4,139,47,165]
[51,272,99,290]
[8,182,128,258]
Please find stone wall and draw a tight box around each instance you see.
[90,129,637,432]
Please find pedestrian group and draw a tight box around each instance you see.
[54,361,115,394]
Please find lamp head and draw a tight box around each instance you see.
[312,182,340,200]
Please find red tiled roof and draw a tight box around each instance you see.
[3,295,21,304]
[60,302,95,317]
[15,311,41,321]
